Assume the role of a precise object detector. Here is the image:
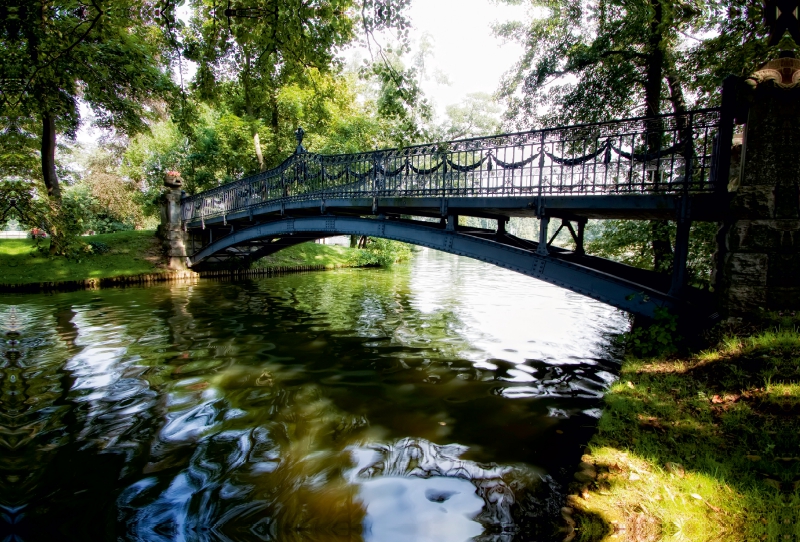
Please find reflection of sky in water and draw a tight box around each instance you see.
[360,476,483,542]
[348,438,533,542]
[0,251,629,541]
[410,248,627,366]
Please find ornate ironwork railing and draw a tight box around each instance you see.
[181,108,724,223]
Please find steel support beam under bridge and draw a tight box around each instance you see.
[188,216,705,319]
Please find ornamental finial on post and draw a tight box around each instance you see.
[295,126,306,154]
[764,0,800,45]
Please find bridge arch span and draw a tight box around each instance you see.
[190,216,682,318]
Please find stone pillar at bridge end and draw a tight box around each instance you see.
[717,53,800,318]
[158,172,189,270]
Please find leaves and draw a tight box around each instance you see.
[495,0,785,128]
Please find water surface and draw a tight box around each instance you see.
[0,249,627,541]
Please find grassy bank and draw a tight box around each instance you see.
[0,231,164,284]
[251,242,356,269]
[569,321,800,541]
[0,233,401,286]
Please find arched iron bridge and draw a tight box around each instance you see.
[180,106,736,320]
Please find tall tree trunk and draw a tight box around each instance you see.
[41,113,60,200]
[665,58,687,116]
[644,0,672,274]
[644,0,664,120]
[651,221,673,273]
[252,132,265,171]
[243,49,265,171]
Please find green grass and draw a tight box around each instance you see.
[571,324,800,541]
[252,242,358,269]
[0,234,365,285]
[0,230,164,284]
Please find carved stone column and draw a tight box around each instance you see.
[158,172,189,270]
[717,53,800,317]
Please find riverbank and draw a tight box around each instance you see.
[0,231,381,292]
[566,318,800,541]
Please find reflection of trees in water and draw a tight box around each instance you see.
[120,378,370,541]
[115,285,560,540]
[112,282,551,540]
[0,291,195,539]
[0,267,614,540]
[119,378,557,541]
[0,305,76,508]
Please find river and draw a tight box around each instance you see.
[0,249,627,541]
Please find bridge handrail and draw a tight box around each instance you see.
[181,108,725,223]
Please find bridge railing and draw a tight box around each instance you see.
[181,108,723,223]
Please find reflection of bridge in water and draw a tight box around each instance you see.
[180,108,734,318]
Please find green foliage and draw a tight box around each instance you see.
[586,219,654,270]
[586,220,718,287]
[348,238,412,267]
[87,241,111,255]
[62,183,136,235]
[2,0,176,196]
[183,0,415,177]
[121,119,191,197]
[251,242,356,269]
[441,92,502,140]
[619,307,681,357]
[121,60,433,196]
[46,197,93,257]
[495,0,781,127]
[0,180,88,257]
[363,50,433,145]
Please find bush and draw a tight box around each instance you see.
[619,307,682,357]
[348,237,412,267]
[87,241,111,254]
[62,181,138,234]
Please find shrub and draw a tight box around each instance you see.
[87,241,110,254]
[348,237,412,267]
[619,307,682,357]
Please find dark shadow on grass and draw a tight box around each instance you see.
[572,328,800,540]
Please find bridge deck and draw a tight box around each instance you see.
[184,193,725,230]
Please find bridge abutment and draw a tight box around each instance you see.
[716,55,800,318]
[158,173,190,270]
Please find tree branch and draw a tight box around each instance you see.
[599,49,649,60]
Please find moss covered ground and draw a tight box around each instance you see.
[570,319,800,541]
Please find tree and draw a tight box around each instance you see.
[441,92,501,140]
[184,0,415,170]
[495,0,778,127]
[67,146,153,232]
[494,0,783,278]
[2,0,176,201]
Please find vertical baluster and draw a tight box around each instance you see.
[537,131,546,200]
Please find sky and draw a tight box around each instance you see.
[397,0,527,118]
[78,0,529,144]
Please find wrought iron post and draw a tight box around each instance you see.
[496,218,507,237]
[537,131,546,200]
[537,216,550,255]
[573,220,586,256]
